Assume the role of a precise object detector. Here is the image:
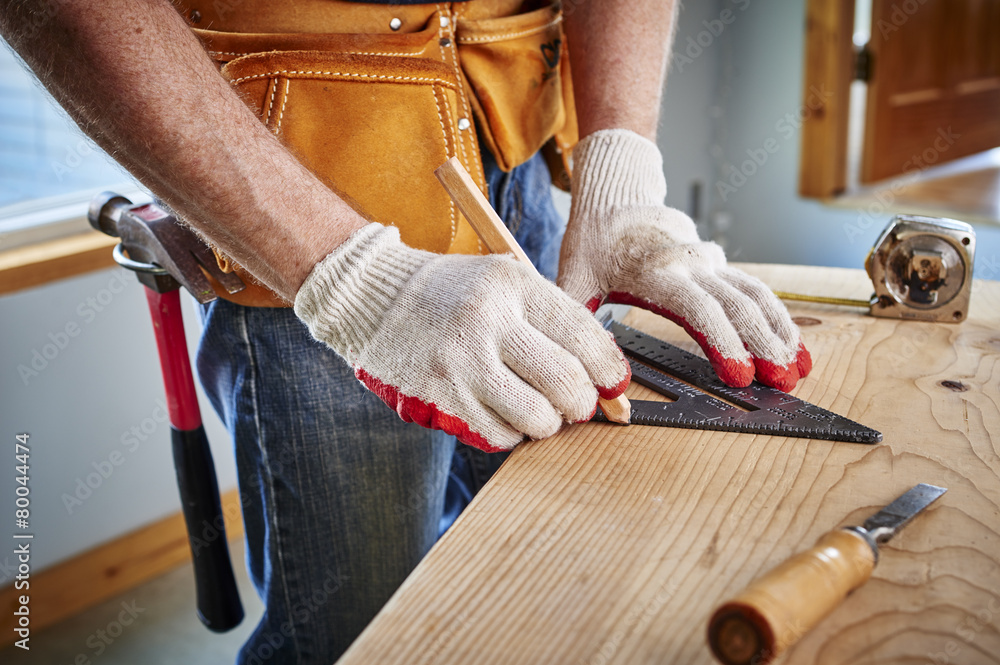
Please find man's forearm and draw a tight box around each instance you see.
[563,0,679,141]
[1,0,368,300]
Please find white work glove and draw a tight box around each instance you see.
[558,129,811,392]
[294,223,631,452]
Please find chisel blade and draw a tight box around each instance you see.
[862,483,947,543]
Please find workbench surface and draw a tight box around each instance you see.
[337,264,1000,665]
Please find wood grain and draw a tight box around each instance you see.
[799,0,855,199]
[862,0,1000,183]
[0,231,117,296]
[338,264,1000,665]
[0,488,244,646]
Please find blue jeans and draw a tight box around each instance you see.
[195,149,565,664]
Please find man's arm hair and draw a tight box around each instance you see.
[563,0,680,141]
[1,0,368,300]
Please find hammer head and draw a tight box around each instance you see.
[88,192,245,302]
[87,192,132,238]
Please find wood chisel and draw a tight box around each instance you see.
[434,156,631,424]
[707,483,947,665]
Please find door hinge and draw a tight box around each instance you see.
[854,44,872,82]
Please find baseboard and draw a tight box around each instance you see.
[0,488,244,647]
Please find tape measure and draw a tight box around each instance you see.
[775,215,976,323]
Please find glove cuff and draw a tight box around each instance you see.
[571,129,667,215]
[294,223,430,361]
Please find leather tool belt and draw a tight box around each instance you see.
[175,0,578,307]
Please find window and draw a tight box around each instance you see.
[0,42,145,251]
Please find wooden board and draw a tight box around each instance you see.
[0,230,117,296]
[337,264,1000,665]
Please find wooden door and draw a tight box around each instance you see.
[862,0,1000,183]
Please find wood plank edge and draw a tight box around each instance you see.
[0,488,244,647]
[798,0,855,199]
[0,232,118,297]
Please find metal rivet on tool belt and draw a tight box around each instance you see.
[439,37,451,47]
[458,118,471,131]
[440,16,450,28]
[390,17,403,31]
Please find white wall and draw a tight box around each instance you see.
[0,268,235,575]
[659,0,724,228]
[552,0,724,227]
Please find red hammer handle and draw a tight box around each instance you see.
[144,288,244,632]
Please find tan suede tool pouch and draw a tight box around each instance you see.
[185,1,576,306]
[455,1,577,173]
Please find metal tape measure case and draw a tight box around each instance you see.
[866,215,976,322]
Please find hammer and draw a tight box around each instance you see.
[88,193,245,632]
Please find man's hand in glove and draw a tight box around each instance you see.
[295,224,631,452]
[558,129,811,392]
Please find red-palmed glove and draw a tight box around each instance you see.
[558,129,811,392]
[294,224,631,452]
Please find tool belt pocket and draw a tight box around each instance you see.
[456,1,577,173]
[188,3,576,306]
[191,18,489,306]
[213,27,486,257]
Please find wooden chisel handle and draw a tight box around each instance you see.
[707,528,877,665]
[434,157,631,425]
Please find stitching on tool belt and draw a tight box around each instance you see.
[431,84,458,243]
[456,17,562,44]
[230,70,459,88]
[443,6,477,188]
[436,6,467,177]
[275,79,290,134]
[210,49,423,59]
[263,78,277,125]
